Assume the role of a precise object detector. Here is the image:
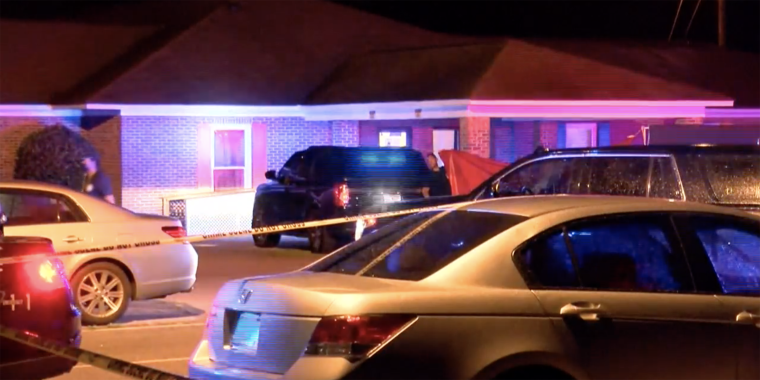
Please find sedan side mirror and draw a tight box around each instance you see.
[490,181,502,197]
[264,170,276,180]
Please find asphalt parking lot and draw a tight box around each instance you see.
[52,236,319,379]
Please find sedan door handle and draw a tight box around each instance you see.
[560,302,607,321]
[63,236,83,243]
[735,311,760,327]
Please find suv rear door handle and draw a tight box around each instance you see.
[63,236,83,243]
[560,302,607,321]
[736,311,760,327]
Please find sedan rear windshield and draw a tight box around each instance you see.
[308,210,527,281]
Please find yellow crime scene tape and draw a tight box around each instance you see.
[0,200,476,379]
[0,324,190,380]
[0,200,476,266]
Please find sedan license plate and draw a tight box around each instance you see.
[383,194,402,203]
[230,313,261,355]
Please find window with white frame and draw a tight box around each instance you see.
[378,130,408,147]
[212,125,251,191]
[565,123,598,148]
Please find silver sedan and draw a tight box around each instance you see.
[0,181,198,325]
[190,195,760,380]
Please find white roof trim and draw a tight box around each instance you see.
[705,108,760,119]
[0,105,83,117]
[84,104,303,117]
[0,99,738,120]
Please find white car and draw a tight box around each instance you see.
[0,180,198,325]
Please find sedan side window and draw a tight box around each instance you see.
[518,215,694,293]
[0,191,83,226]
[689,216,760,296]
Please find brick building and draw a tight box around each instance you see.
[1,1,758,215]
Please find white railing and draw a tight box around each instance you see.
[162,189,257,236]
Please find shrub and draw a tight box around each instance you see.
[13,125,99,190]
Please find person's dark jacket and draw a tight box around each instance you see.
[83,171,113,199]
[428,166,452,197]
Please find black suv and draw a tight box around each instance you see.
[251,146,433,253]
[361,145,760,235]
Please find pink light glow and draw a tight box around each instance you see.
[468,100,734,107]
[467,104,708,119]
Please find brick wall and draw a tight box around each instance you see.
[120,116,198,214]
[411,126,433,154]
[459,117,490,158]
[358,122,379,147]
[330,120,359,147]
[267,118,332,169]
[490,120,546,163]
[119,116,334,214]
[609,120,646,145]
[539,121,559,149]
[514,121,538,159]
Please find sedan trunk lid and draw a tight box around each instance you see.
[208,272,412,374]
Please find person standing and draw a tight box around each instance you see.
[422,152,452,198]
[81,156,115,204]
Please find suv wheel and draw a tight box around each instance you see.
[307,209,337,254]
[252,207,280,248]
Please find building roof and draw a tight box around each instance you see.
[85,0,473,105]
[0,20,159,103]
[0,1,756,107]
[531,39,760,107]
[305,39,746,105]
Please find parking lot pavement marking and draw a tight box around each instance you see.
[0,324,192,380]
[73,357,189,370]
[84,322,205,332]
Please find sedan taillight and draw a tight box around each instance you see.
[162,226,187,238]
[24,258,67,291]
[304,314,416,361]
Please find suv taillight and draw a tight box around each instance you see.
[24,258,67,291]
[304,315,416,360]
[162,226,187,238]
[334,183,350,208]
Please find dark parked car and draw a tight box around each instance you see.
[360,145,760,237]
[0,208,82,380]
[251,146,434,253]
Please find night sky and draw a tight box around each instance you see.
[1,0,758,52]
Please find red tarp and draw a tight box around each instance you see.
[439,150,508,196]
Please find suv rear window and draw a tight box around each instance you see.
[700,154,760,204]
[308,210,527,281]
[316,148,431,185]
